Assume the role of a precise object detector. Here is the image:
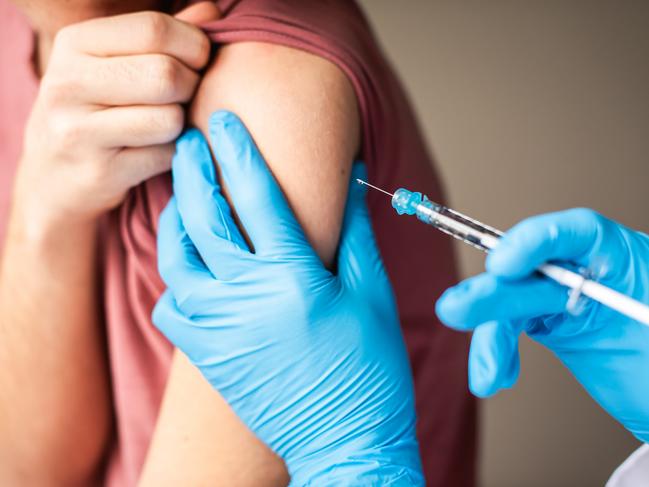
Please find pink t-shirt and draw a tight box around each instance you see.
[0,1,476,485]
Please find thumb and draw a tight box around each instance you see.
[468,321,522,398]
[175,1,222,24]
[338,163,386,291]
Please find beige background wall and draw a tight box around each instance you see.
[357,1,649,486]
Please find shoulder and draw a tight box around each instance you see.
[190,41,359,153]
[189,41,361,265]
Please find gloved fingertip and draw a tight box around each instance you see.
[435,285,476,330]
[175,128,207,160]
[468,347,506,398]
[208,110,244,146]
[468,321,520,398]
[209,109,240,126]
[468,376,500,399]
[207,110,258,187]
[173,128,218,187]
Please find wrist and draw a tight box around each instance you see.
[3,192,99,279]
[12,151,108,234]
[10,171,100,244]
[7,197,96,246]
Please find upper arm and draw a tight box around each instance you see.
[191,41,360,266]
[139,42,360,485]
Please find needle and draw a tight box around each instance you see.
[356,179,394,197]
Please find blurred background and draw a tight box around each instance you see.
[357,1,649,486]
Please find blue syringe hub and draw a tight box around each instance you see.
[392,188,423,215]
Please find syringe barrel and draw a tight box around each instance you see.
[415,200,498,252]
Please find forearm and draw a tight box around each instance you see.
[0,7,216,484]
[0,201,111,485]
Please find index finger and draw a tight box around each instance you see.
[57,11,212,70]
[486,208,610,279]
[435,272,568,328]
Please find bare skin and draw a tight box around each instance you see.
[0,3,217,485]
[2,2,359,485]
[139,42,360,485]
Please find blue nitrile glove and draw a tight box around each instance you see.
[153,111,423,485]
[436,208,649,442]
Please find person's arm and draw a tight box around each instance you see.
[148,116,422,484]
[192,42,360,266]
[0,209,110,486]
[0,10,213,485]
[138,42,360,485]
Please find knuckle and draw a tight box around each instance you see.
[571,207,601,224]
[517,215,544,236]
[478,274,499,296]
[172,281,213,318]
[195,34,211,67]
[49,114,84,148]
[53,24,77,50]
[146,144,175,177]
[157,105,184,139]
[150,56,181,100]
[138,12,170,51]
[40,75,77,108]
[83,152,109,182]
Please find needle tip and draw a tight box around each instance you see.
[355,179,393,197]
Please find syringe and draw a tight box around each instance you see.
[357,180,649,327]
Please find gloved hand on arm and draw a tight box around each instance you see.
[153,111,423,485]
[436,208,649,442]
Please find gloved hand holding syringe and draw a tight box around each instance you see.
[357,180,649,326]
